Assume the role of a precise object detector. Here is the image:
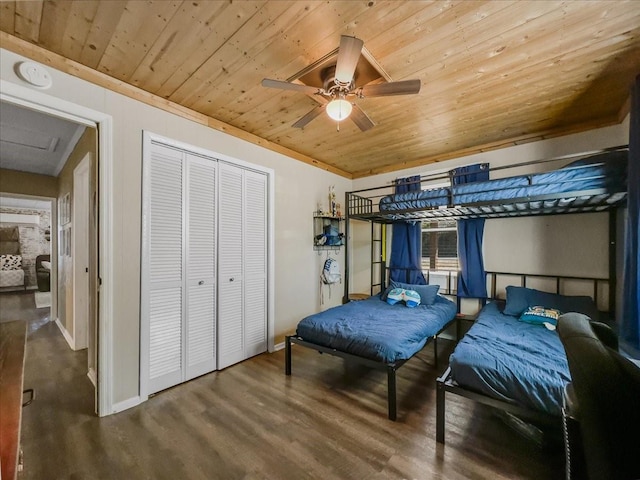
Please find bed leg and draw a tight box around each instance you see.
[285,336,292,375]
[387,367,397,421]
[436,378,445,444]
[433,335,438,368]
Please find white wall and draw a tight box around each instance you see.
[0,48,350,406]
[352,118,629,307]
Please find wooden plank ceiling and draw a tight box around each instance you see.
[1,1,639,178]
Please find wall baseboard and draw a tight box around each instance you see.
[273,341,285,351]
[87,367,97,387]
[112,396,142,414]
[55,317,75,350]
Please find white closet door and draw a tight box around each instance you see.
[185,155,217,380]
[147,144,183,394]
[243,170,267,357]
[217,163,245,369]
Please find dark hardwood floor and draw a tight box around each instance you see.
[0,292,565,479]
[0,290,51,332]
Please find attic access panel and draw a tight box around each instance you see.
[287,46,392,89]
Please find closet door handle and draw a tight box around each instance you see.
[198,280,204,285]
[229,277,235,282]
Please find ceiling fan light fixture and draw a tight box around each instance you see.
[326,98,352,121]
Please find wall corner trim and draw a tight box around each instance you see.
[112,396,142,415]
[54,317,75,350]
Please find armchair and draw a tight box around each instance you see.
[35,254,50,292]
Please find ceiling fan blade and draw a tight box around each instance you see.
[292,104,325,128]
[350,104,375,131]
[261,78,320,95]
[334,36,364,84]
[359,79,421,97]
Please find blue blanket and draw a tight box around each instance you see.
[296,295,456,363]
[450,302,571,416]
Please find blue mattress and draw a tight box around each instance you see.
[296,294,456,364]
[379,150,627,214]
[449,302,571,416]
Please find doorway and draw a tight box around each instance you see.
[73,153,98,392]
[1,79,113,415]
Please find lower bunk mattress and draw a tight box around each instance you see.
[296,294,456,364]
[449,302,570,416]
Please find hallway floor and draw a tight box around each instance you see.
[0,290,93,479]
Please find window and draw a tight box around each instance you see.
[422,219,458,294]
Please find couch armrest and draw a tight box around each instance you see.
[589,321,618,351]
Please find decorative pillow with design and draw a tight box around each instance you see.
[519,305,561,330]
[385,288,422,307]
[0,254,22,270]
[386,288,405,306]
[403,289,421,308]
[385,281,440,305]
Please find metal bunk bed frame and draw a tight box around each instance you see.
[337,145,626,428]
[343,145,628,311]
[436,271,610,444]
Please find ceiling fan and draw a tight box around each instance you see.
[261,35,421,131]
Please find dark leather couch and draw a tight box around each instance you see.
[557,313,640,480]
[36,254,50,292]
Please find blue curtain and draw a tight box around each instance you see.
[389,176,426,285]
[454,164,489,298]
[621,74,640,350]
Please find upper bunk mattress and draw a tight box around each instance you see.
[449,302,571,416]
[379,150,627,213]
[296,294,456,364]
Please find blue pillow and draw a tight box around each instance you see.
[519,305,561,330]
[504,286,598,319]
[388,280,439,306]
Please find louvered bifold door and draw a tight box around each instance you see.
[185,154,217,380]
[217,163,244,369]
[146,143,184,395]
[243,170,267,358]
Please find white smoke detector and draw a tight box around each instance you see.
[15,62,53,89]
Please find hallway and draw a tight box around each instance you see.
[0,291,94,479]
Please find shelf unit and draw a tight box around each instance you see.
[313,213,344,251]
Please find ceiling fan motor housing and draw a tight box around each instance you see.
[322,65,354,96]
